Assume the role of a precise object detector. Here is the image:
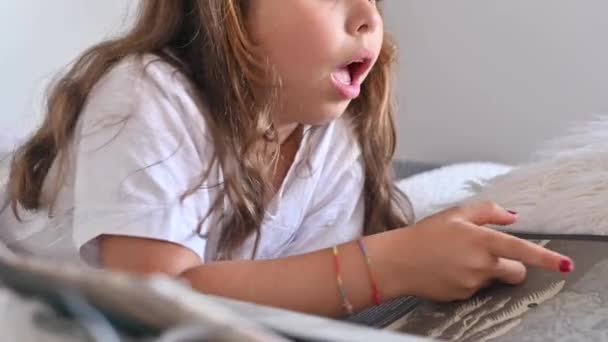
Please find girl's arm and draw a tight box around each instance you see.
[181,233,397,317]
[101,233,398,318]
[100,201,573,318]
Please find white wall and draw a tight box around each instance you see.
[385,0,608,164]
[0,0,134,136]
[3,1,607,164]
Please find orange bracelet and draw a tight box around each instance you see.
[332,246,354,315]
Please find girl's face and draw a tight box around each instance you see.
[248,0,384,127]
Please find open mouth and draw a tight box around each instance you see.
[330,50,375,99]
[333,58,373,86]
[347,58,372,84]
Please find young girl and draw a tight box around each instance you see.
[2,0,572,318]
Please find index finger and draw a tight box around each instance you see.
[485,230,574,273]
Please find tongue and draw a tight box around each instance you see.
[333,68,352,85]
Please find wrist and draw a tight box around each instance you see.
[361,229,415,301]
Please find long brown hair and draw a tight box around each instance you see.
[8,0,411,259]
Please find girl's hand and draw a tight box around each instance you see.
[376,201,573,302]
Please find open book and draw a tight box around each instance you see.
[0,243,288,341]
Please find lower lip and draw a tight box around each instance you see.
[330,74,361,100]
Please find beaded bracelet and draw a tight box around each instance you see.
[332,246,354,315]
[357,238,382,306]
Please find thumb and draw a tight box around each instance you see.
[493,258,527,285]
[459,201,518,226]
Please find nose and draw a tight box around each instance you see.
[346,0,382,36]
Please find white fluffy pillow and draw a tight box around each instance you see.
[462,115,608,237]
[396,162,512,221]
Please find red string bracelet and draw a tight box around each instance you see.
[357,238,382,306]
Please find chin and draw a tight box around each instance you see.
[305,101,351,126]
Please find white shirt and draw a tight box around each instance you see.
[0,54,365,267]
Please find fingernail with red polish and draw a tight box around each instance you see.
[507,210,518,215]
[559,259,573,273]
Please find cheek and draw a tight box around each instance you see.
[277,31,336,76]
[260,16,340,82]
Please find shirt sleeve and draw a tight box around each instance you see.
[72,55,219,264]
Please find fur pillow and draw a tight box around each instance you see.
[396,162,512,221]
[462,116,608,238]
